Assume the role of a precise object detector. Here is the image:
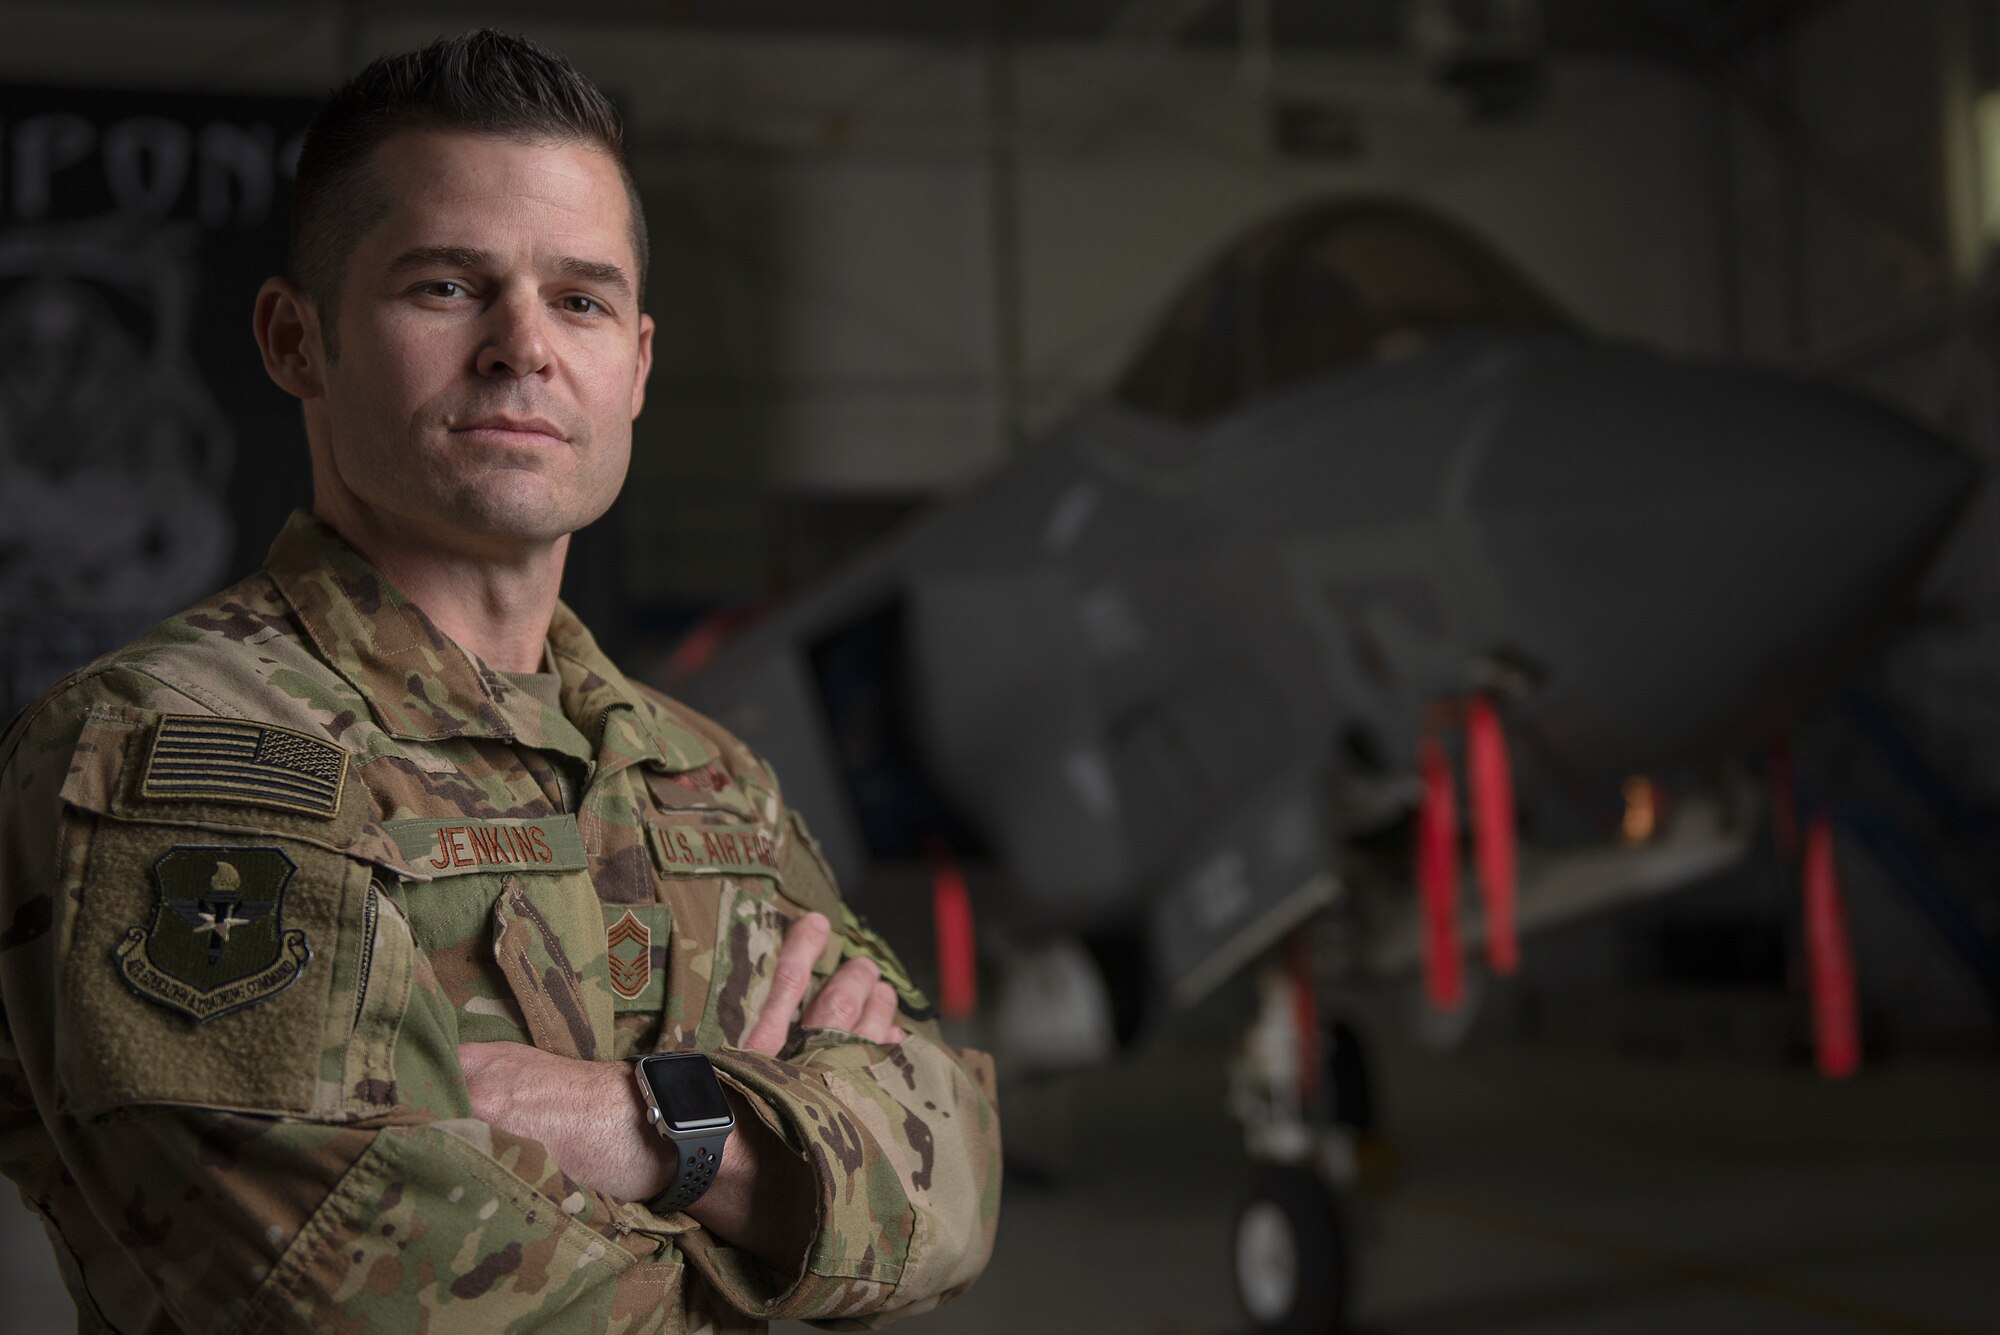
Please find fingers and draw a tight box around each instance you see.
[801,955,879,1035]
[742,912,831,1055]
[803,964,906,1044]
[854,979,899,1044]
[743,913,912,1054]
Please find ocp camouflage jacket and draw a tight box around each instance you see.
[0,512,1001,1334]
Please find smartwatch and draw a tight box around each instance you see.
[633,1052,735,1213]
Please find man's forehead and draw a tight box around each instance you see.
[355,130,635,261]
[365,127,621,182]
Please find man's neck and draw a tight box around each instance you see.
[313,506,568,675]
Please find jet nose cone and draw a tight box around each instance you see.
[1469,342,1977,776]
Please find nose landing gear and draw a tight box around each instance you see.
[1235,1163,1350,1335]
[1229,950,1372,1333]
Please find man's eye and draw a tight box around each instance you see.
[420,280,466,298]
[561,295,603,315]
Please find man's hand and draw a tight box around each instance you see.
[741,911,906,1054]
[458,909,906,1266]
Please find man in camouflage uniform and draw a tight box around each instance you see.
[0,31,1000,1334]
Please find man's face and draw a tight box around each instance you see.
[311,131,653,556]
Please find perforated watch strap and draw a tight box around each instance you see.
[646,1130,729,1213]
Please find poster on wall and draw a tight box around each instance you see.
[0,84,318,719]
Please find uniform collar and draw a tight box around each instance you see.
[266,511,711,770]
[546,599,714,771]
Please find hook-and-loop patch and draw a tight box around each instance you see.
[117,845,311,1023]
[140,715,349,818]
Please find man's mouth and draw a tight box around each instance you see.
[449,415,568,444]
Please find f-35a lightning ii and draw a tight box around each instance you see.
[670,198,1975,1334]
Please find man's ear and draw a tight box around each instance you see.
[630,312,655,419]
[254,278,327,400]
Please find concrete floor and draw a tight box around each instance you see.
[6,1032,1998,1334]
[880,1033,2000,1335]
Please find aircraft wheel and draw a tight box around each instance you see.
[1233,1164,1349,1335]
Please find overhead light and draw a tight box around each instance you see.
[1620,775,1657,846]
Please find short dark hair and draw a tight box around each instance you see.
[290,29,647,356]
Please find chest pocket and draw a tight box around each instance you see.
[636,794,824,1048]
[640,816,774,1050]
[490,875,614,1059]
[380,815,615,1058]
[647,802,924,1049]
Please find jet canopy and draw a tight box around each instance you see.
[1113,196,1580,425]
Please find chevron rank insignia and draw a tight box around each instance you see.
[606,909,652,1000]
[141,715,348,818]
[116,846,311,1022]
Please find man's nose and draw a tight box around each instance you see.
[476,289,552,379]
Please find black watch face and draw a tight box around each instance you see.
[645,1054,732,1129]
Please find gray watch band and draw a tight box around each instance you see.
[645,1127,730,1213]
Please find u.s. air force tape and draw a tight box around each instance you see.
[382,815,588,877]
[648,819,780,878]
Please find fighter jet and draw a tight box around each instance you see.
[668,198,1976,1333]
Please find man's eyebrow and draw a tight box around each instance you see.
[385,247,633,299]
[553,256,633,297]
[387,244,496,276]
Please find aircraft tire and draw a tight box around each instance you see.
[1232,1164,1349,1335]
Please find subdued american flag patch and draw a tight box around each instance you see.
[141,715,349,818]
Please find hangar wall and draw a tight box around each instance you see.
[1709,1,2000,815]
[585,38,1724,605]
[0,6,1723,612]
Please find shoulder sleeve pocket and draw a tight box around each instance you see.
[52,708,405,1122]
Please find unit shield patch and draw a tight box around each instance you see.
[115,846,311,1022]
[606,909,651,1000]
